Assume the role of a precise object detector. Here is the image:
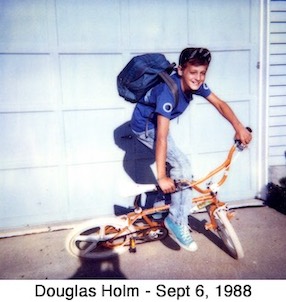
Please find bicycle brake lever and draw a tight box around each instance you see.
[235,140,245,151]
[175,180,191,191]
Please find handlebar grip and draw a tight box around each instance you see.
[246,127,252,133]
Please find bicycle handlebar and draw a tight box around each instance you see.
[155,127,253,196]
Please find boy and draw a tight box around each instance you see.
[130,48,252,251]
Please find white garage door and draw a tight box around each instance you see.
[0,0,260,230]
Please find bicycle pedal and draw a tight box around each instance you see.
[129,247,137,253]
[129,237,137,253]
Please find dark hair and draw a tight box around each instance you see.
[179,47,211,67]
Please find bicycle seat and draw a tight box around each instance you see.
[119,182,157,197]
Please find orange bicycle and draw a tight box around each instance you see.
[66,131,251,260]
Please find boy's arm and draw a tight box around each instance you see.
[206,92,252,145]
[156,114,176,193]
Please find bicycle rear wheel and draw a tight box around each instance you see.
[214,207,244,259]
[66,216,134,259]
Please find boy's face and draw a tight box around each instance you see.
[178,64,208,92]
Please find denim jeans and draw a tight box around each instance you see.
[132,128,192,225]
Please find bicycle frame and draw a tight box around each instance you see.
[123,142,243,232]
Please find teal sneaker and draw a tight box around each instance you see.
[164,216,198,252]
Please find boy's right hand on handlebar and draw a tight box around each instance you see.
[157,176,176,194]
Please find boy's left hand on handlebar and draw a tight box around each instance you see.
[234,126,252,146]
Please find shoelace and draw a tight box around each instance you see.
[179,225,193,243]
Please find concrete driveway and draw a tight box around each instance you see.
[0,205,285,280]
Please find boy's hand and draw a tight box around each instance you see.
[234,126,252,146]
[157,176,176,194]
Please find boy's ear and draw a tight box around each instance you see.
[177,65,183,76]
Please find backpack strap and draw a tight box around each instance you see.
[144,70,179,138]
[158,70,179,109]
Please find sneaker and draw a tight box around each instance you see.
[164,216,198,252]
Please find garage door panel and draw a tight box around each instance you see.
[0,112,61,167]
[67,162,131,219]
[56,0,121,50]
[60,54,123,107]
[0,54,53,107]
[128,0,188,50]
[206,50,251,99]
[0,167,65,228]
[189,101,250,153]
[0,0,48,50]
[188,0,251,44]
[64,109,126,163]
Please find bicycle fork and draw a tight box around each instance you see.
[203,196,235,231]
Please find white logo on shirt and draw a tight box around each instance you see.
[203,83,209,90]
[163,102,173,113]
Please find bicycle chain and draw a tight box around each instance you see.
[129,225,168,243]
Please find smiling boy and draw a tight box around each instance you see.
[130,48,252,251]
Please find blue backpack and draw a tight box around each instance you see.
[117,53,179,108]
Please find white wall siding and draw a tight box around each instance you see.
[269,0,286,166]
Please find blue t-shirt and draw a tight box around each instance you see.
[130,73,211,132]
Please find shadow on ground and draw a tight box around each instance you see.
[70,255,127,279]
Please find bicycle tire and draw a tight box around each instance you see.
[66,216,135,259]
[214,208,244,259]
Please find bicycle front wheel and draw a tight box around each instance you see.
[214,208,244,259]
[66,216,134,259]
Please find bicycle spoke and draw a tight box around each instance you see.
[66,217,135,259]
[79,241,99,256]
